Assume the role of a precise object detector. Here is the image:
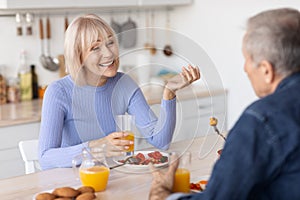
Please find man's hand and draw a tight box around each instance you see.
[149,154,179,200]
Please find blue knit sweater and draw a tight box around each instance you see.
[38,72,176,170]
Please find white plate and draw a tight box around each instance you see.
[191,189,203,193]
[113,151,169,170]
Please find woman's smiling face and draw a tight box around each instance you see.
[82,34,119,80]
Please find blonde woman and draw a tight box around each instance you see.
[38,14,200,170]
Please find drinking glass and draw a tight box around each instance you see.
[172,151,191,193]
[115,114,135,156]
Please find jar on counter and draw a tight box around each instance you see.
[0,72,7,105]
[7,77,21,103]
[38,85,47,99]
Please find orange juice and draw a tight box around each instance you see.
[79,166,110,192]
[123,132,134,152]
[172,168,190,193]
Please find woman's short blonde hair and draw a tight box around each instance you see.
[64,14,117,80]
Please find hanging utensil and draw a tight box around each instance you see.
[59,16,68,77]
[15,13,23,36]
[25,13,33,36]
[150,10,157,55]
[64,15,69,31]
[45,17,59,71]
[110,13,122,44]
[121,16,137,49]
[163,9,173,57]
[39,18,48,68]
[144,10,151,50]
[163,45,173,56]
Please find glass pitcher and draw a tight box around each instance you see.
[72,146,110,192]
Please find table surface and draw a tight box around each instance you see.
[0,134,225,200]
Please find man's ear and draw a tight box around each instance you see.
[259,60,275,84]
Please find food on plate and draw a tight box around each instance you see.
[35,186,97,200]
[77,186,95,194]
[118,151,168,165]
[190,182,202,191]
[52,187,80,198]
[199,180,208,185]
[209,117,218,126]
[76,192,96,200]
[35,192,56,200]
[190,179,209,192]
[217,149,222,156]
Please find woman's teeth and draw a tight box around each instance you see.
[99,61,114,67]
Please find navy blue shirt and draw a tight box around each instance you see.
[174,72,300,200]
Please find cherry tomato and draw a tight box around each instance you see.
[136,153,146,163]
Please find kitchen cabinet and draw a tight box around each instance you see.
[0,0,193,9]
[135,91,227,150]
[0,122,40,179]
[173,93,226,141]
[0,0,193,16]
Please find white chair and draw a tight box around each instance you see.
[18,139,41,174]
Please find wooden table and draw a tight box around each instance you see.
[0,134,225,200]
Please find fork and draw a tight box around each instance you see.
[109,156,139,170]
[210,117,226,141]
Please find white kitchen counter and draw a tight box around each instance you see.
[0,85,227,179]
[0,85,226,128]
[0,99,42,128]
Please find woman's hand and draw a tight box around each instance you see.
[163,65,200,100]
[88,132,133,157]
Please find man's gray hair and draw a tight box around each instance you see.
[244,8,300,76]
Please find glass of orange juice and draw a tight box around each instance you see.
[115,114,135,156]
[172,151,191,193]
[79,165,110,192]
[72,146,110,192]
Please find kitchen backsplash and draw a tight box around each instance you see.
[0,10,184,87]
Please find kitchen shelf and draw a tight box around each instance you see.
[0,0,193,16]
